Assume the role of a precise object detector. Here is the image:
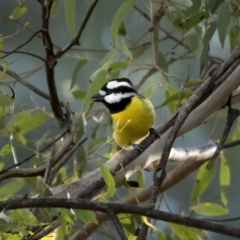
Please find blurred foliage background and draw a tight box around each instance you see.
[1,0,240,239]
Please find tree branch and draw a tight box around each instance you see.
[1,198,240,238]
[207,106,240,169]
[0,50,45,62]
[0,66,51,102]
[38,0,64,125]
[0,30,42,59]
[108,211,127,240]
[0,130,68,175]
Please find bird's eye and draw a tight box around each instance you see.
[107,90,113,94]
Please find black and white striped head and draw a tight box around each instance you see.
[91,78,137,114]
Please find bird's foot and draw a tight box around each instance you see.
[149,127,161,139]
[132,144,144,153]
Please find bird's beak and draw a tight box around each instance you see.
[91,93,104,102]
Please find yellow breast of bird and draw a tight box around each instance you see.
[111,96,155,149]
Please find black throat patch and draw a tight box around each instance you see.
[103,97,133,114]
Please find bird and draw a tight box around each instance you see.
[91,78,159,150]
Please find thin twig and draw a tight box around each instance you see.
[0,130,68,175]
[55,0,99,59]
[49,136,88,183]
[44,145,57,185]
[207,106,240,169]
[0,50,45,62]
[0,30,42,59]
[137,170,166,239]
[0,66,52,102]
[135,67,157,90]
[108,211,127,240]
[27,221,61,240]
[223,139,240,149]
[0,126,74,181]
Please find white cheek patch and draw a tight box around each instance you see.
[106,80,133,89]
[99,90,106,96]
[104,92,135,104]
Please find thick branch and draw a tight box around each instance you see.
[38,0,64,125]
[1,198,240,238]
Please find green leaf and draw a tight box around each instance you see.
[118,21,127,36]
[74,115,84,142]
[73,209,98,224]
[142,85,155,99]
[136,171,144,188]
[4,111,48,145]
[157,230,171,240]
[8,210,27,233]
[152,27,168,77]
[100,49,119,66]
[51,0,59,17]
[119,213,135,240]
[116,39,132,59]
[206,0,225,13]
[0,143,11,156]
[10,6,27,19]
[3,233,22,240]
[89,138,106,149]
[39,208,52,223]
[0,218,8,232]
[70,59,88,90]
[97,161,115,201]
[200,21,217,73]
[83,66,110,112]
[185,79,203,88]
[220,155,230,206]
[110,68,121,79]
[165,85,178,114]
[185,29,202,60]
[132,47,146,59]
[0,95,13,106]
[190,161,215,203]
[230,27,239,52]
[0,38,3,56]
[6,111,48,134]
[191,202,228,216]
[18,209,39,226]
[72,90,87,100]
[110,0,136,44]
[167,223,199,240]
[184,0,202,17]
[218,2,230,48]
[0,179,24,200]
[174,12,209,30]
[162,90,193,108]
[0,60,9,76]
[0,162,4,170]
[156,50,168,75]
[39,182,52,198]
[109,61,128,70]
[58,209,73,225]
[64,0,75,38]
[75,146,86,177]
